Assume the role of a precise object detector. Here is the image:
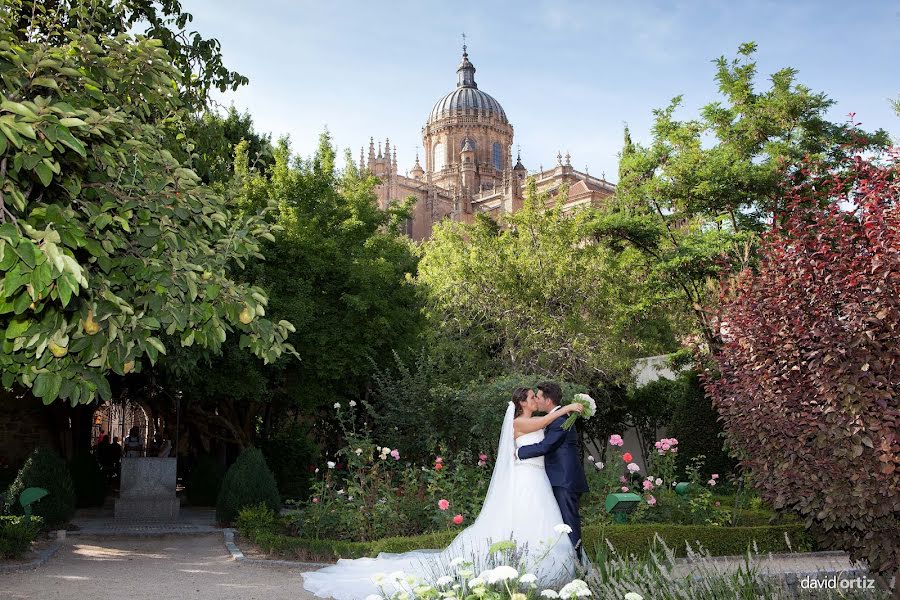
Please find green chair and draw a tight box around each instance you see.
[19,487,48,521]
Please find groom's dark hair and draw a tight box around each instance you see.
[536,382,562,405]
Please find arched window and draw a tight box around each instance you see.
[492,143,502,170]
[433,142,445,171]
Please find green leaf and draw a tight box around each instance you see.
[57,274,73,307]
[146,336,166,356]
[55,126,87,157]
[31,77,59,90]
[34,161,53,186]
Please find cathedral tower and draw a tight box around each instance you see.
[421,44,513,196]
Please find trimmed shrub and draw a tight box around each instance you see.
[69,451,106,508]
[583,523,812,559]
[187,454,225,507]
[216,447,280,524]
[668,372,737,480]
[0,515,43,558]
[4,448,76,528]
[236,509,810,564]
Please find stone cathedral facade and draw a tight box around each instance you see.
[361,46,616,240]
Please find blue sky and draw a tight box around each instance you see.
[183,0,899,182]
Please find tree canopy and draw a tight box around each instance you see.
[601,42,890,350]
[419,180,676,387]
[0,1,294,406]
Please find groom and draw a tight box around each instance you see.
[515,381,589,561]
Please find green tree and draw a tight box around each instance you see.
[8,0,247,111]
[601,43,890,350]
[0,3,294,406]
[171,106,274,187]
[419,180,676,386]
[165,134,424,448]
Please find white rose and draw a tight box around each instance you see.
[326,461,336,469]
[587,455,595,462]
[627,462,640,473]
[554,523,573,535]
[349,400,357,407]
[334,402,341,409]
[655,478,662,486]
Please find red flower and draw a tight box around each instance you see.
[452,514,463,525]
[438,499,450,511]
[434,463,443,471]
[623,452,633,463]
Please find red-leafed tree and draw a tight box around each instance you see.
[705,152,899,579]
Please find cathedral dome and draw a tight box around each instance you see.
[427,48,508,125]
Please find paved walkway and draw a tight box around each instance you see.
[0,534,320,600]
[67,507,219,536]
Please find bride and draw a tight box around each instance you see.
[303,387,584,600]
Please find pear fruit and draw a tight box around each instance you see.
[82,310,101,335]
[123,360,135,374]
[238,305,253,325]
[48,340,68,357]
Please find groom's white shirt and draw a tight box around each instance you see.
[515,404,562,461]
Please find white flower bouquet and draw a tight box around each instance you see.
[561,393,596,430]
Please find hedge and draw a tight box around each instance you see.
[0,515,43,559]
[237,521,812,563]
[583,523,813,559]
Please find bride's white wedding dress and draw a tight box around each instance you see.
[302,402,576,600]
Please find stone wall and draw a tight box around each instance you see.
[0,391,57,468]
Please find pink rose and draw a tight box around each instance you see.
[661,443,670,451]
[642,479,654,491]
[452,514,464,525]
[312,497,319,504]
[609,434,624,447]
[435,456,443,464]
[479,453,488,462]
[711,474,719,480]
[621,486,629,492]
[438,499,450,511]
[390,449,400,460]
[708,479,717,486]
[620,475,628,483]
[647,495,657,506]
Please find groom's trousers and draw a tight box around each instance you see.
[552,487,583,559]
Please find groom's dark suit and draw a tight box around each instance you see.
[516,406,589,557]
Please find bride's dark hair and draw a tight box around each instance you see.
[512,387,530,418]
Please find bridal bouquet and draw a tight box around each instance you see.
[561,393,596,430]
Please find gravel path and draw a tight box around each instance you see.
[0,534,322,600]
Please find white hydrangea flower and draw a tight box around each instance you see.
[485,565,519,583]
[541,591,559,599]
[435,575,454,587]
[554,523,573,535]
[520,573,538,584]
[624,594,644,600]
[559,579,591,598]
